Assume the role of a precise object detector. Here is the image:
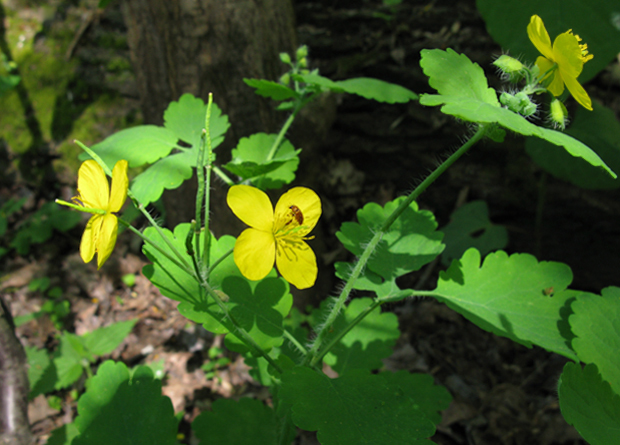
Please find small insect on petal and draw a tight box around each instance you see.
[289,205,304,225]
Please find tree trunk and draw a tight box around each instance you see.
[121,0,297,227]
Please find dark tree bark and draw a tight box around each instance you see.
[121,0,298,227]
[0,297,33,445]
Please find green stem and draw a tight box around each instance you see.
[194,128,206,264]
[74,140,113,176]
[265,105,300,162]
[313,299,381,365]
[213,166,234,186]
[203,93,214,269]
[305,125,489,367]
[117,218,194,276]
[282,328,307,355]
[207,248,233,275]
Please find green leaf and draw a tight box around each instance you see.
[279,367,437,444]
[223,133,301,189]
[85,125,178,168]
[434,248,578,360]
[476,0,620,84]
[164,93,229,150]
[526,101,620,189]
[26,346,57,398]
[419,48,498,105]
[379,371,452,426]
[0,74,20,96]
[297,73,418,103]
[559,362,620,445]
[192,398,277,445]
[143,223,292,353]
[243,78,299,101]
[130,150,195,204]
[440,200,508,266]
[82,319,138,356]
[73,361,177,445]
[570,287,620,394]
[310,298,399,374]
[336,197,444,285]
[419,49,616,178]
[52,332,91,390]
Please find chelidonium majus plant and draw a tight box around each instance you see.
[52,14,620,445]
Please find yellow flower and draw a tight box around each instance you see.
[527,14,594,110]
[72,160,128,269]
[227,185,321,289]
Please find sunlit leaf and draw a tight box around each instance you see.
[434,248,578,360]
[243,78,299,101]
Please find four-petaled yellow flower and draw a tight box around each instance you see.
[73,160,128,269]
[227,185,321,289]
[527,14,594,111]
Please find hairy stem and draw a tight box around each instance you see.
[305,125,489,366]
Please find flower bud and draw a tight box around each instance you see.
[279,52,291,65]
[494,55,525,82]
[500,91,537,117]
[548,98,568,130]
[279,73,290,85]
[296,45,308,61]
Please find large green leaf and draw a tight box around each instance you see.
[86,125,178,168]
[336,197,444,294]
[130,150,195,204]
[570,287,620,394]
[223,133,300,189]
[419,49,616,178]
[434,248,578,360]
[477,0,620,83]
[192,398,277,445]
[310,298,400,374]
[143,223,292,353]
[279,367,439,444]
[73,361,176,445]
[526,101,620,189]
[559,362,620,445]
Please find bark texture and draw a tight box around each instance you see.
[0,297,33,445]
[121,0,297,227]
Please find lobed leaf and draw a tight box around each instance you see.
[192,398,278,445]
[297,72,418,103]
[223,133,300,189]
[558,362,620,445]
[440,200,508,266]
[434,248,578,360]
[243,78,299,101]
[570,286,620,394]
[419,49,616,178]
[337,196,444,284]
[279,367,442,444]
[143,223,292,353]
[72,361,176,445]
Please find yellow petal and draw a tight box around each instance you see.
[274,187,322,233]
[96,213,118,269]
[227,185,274,231]
[564,74,593,110]
[109,160,129,212]
[276,240,317,289]
[553,32,583,78]
[78,160,109,209]
[80,214,101,263]
[536,56,564,97]
[233,228,275,281]
[527,15,554,62]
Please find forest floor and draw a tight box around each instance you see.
[2,0,620,444]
